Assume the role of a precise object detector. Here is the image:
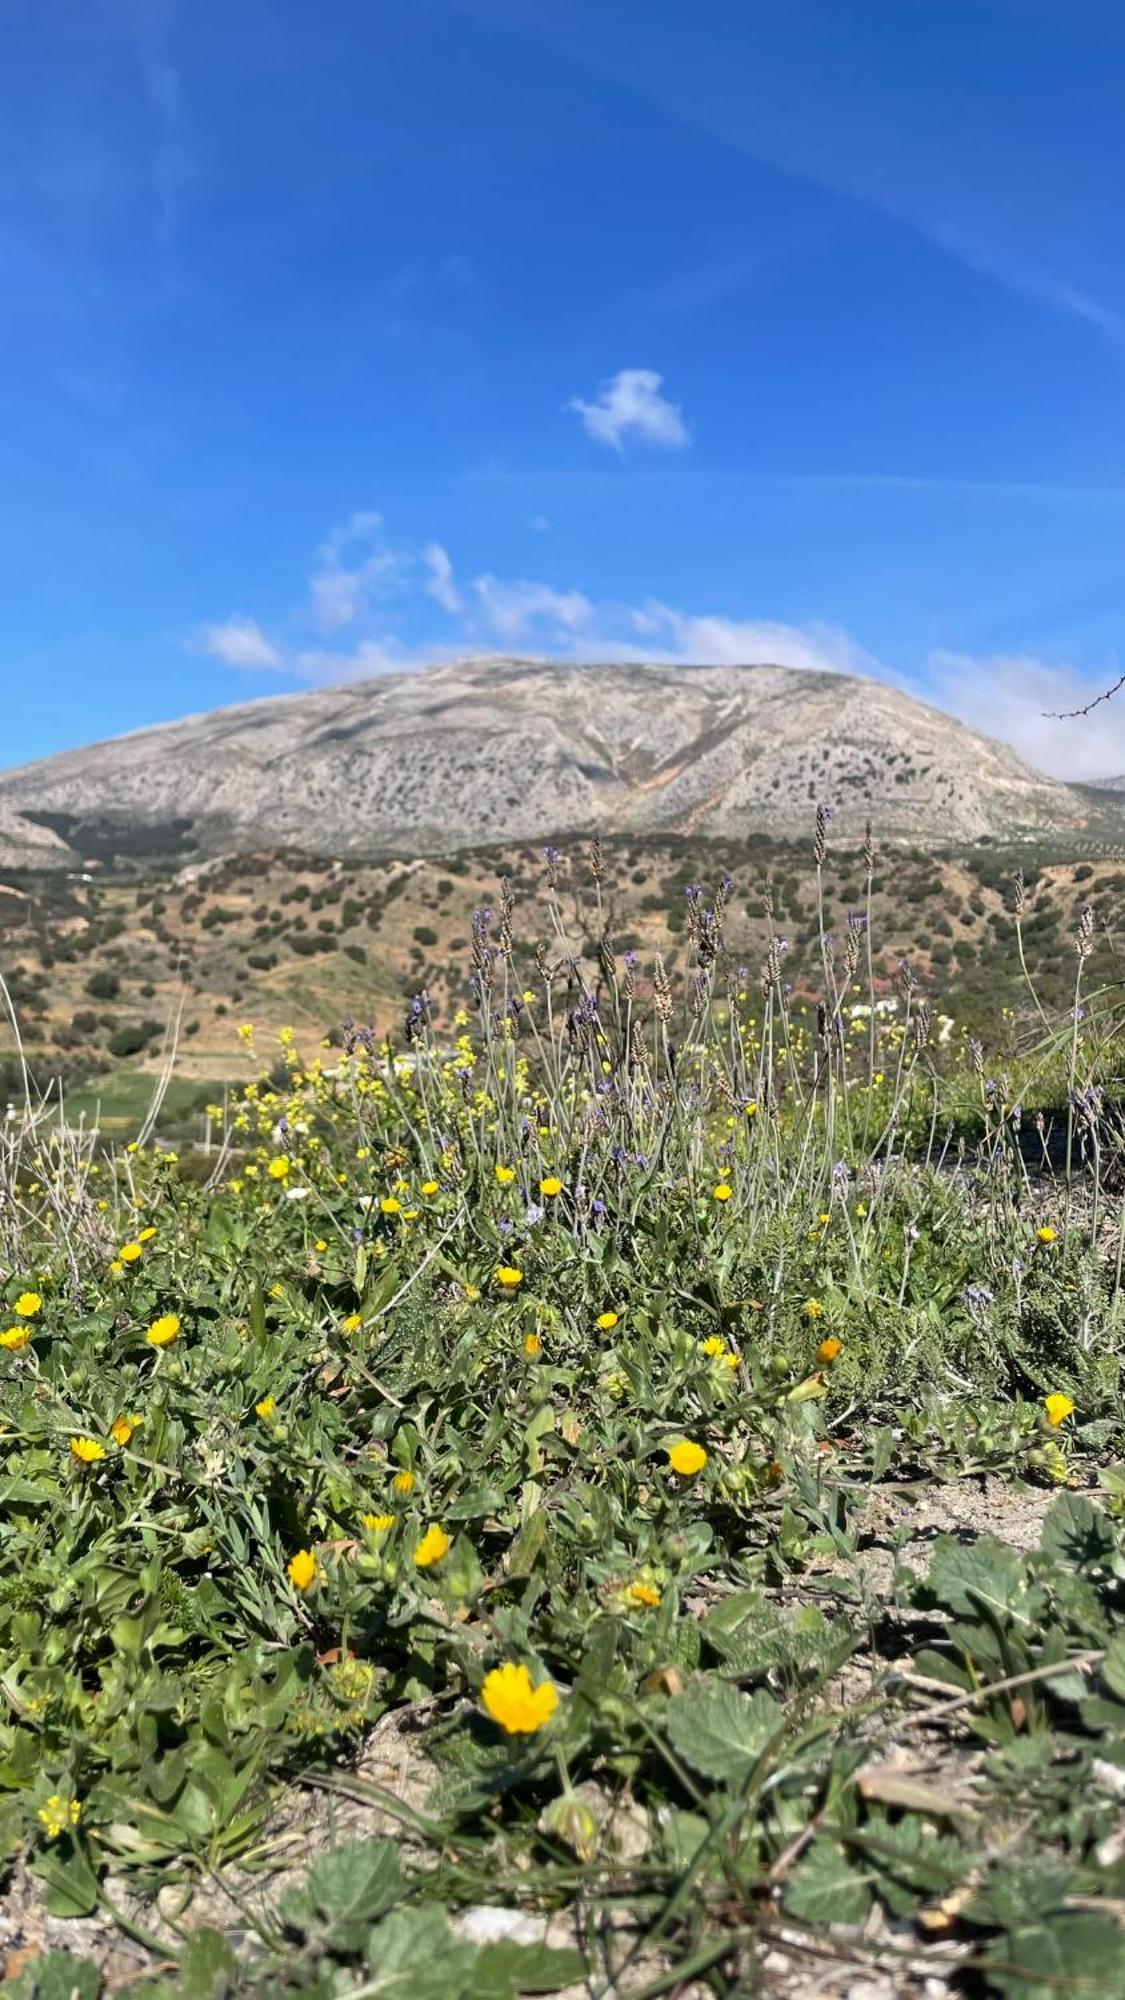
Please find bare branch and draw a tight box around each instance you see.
[1046,669,1125,719]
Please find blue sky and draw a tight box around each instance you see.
[3,0,1125,776]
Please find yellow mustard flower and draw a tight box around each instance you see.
[393,1469,416,1495]
[146,1313,181,1348]
[37,1795,81,1840]
[255,1396,277,1420]
[667,1439,708,1477]
[110,1414,138,1446]
[287,1549,318,1590]
[712,1183,733,1202]
[1037,1226,1058,1245]
[380,1196,402,1215]
[138,1226,158,1242]
[700,1336,726,1358]
[268,1156,291,1180]
[421,1180,440,1196]
[108,1260,125,1278]
[413,1524,450,1567]
[363,1512,395,1533]
[524,1331,542,1357]
[315,1237,328,1252]
[496,1265,524,1291]
[481,1661,558,1734]
[596,1310,619,1331]
[817,1336,843,1365]
[802,1298,826,1319]
[69,1435,106,1465]
[0,1325,31,1351]
[13,1291,42,1318]
[118,1243,144,1264]
[1044,1393,1075,1428]
[341,1312,363,1333]
[540,1176,563,1197]
[495,1164,516,1185]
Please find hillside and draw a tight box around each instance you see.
[0,657,1117,869]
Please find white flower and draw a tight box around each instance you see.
[284,1186,311,1201]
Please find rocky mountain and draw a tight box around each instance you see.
[0,657,1117,868]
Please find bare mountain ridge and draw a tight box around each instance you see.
[0,657,1114,866]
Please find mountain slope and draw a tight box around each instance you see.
[0,656,1115,865]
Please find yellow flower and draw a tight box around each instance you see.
[540,1176,563,1197]
[109,1260,125,1278]
[341,1313,363,1333]
[13,1291,42,1318]
[69,1435,106,1465]
[268,1156,291,1180]
[700,1336,726,1358]
[667,1439,708,1478]
[1044,1393,1075,1428]
[380,1196,402,1215]
[481,1661,558,1734]
[495,1164,516,1185]
[818,1212,830,1226]
[110,1414,138,1446]
[1037,1226,1058,1245]
[255,1396,277,1420]
[625,1580,662,1608]
[315,1238,328,1252]
[37,1794,81,1840]
[745,1101,758,1117]
[138,1226,158,1242]
[393,1469,416,1495]
[817,1336,843,1365]
[287,1548,318,1590]
[146,1313,181,1348]
[421,1180,440,1196]
[0,1325,31,1351]
[413,1524,450,1568]
[712,1183,733,1202]
[363,1512,395,1533]
[596,1310,619,1331]
[118,1243,144,1264]
[496,1265,524,1291]
[524,1331,542,1357]
[802,1298,826,1319]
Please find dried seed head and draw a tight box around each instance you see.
[913,999,932,1051]
[652,955,672,1022]
[863,819,875,880]
[628,1020,648,1073]
[1074,902,1095,959]
[597,932,618,989]
[497,879,515,958]
[813,802,832,867]
[1011,868,1027,917]
[589,834,605,885]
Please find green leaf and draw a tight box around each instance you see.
[29,1842,100,1919]
[926,1536,1027,1620]
[986,1913,1125,1998]
[665,1679,782,1785]
[784,1840,875,1926]
[364,1908,478,1998]
[287,1836,403,1948]
[176,1929,238,2000]
[476,1942,587,1994]
[1041,1492,1116,1570]
[26,1954,101,2000]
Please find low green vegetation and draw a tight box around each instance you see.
[2,834,1125,1995]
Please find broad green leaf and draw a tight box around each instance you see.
[665,1679,782,1784]
[926,1536,1027,1620]
[784,1839,875,1926]
[1040,1492,1115,1570]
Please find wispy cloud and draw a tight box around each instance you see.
[308,512,404,633]
[194,617,281,670]
[569,368,690,451]
[190,509,1125,780]
[135,0,195,243]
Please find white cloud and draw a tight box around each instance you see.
[308,511,403,632]
[424,543,462,614]
[569,368,690,451]
[196,617,281,670]
[927,649,1125,781]
[472,575,596,642]
[191,507,1125,783]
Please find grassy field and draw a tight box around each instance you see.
[2,834,1125,1996]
